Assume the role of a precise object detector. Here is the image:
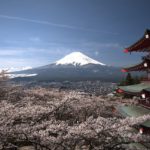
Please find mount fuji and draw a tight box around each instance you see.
[11,52,124,82]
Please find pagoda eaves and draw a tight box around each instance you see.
[124,29,150,53]
[122,59,150,72]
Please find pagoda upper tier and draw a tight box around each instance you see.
[124,29,150,53]
[122,55,150,72]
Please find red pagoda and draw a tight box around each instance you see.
[117,30,150,148]
[118,29,150,108]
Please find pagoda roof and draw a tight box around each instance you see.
[122,55,150,72]
[122,61,147,72]
[117,105,150,127]
[143,88,150,92]
[124,29,150,53]
[118,83,150,94]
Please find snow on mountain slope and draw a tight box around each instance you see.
[0,66,35,78]
[56,52,106,66]
[9,73,37,79]
[0,66,32,73]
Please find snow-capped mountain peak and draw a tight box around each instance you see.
[56,52,106,66]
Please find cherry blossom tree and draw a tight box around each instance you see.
[0,86,149,150]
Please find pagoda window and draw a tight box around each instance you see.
[144,62,148,67]
[145,34,149,39]
[141,93,146,99]
[139,128,144,134]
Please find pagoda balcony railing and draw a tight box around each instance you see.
[142,55,150,60]
[141,77,150,82]
[139,100,150,109]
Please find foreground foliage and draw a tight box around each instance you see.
[0,82,150,150]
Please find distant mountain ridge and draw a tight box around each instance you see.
[11,51,124,82]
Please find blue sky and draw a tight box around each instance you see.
[0,0,150,68]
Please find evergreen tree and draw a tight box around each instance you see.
[133,76,140,84]
[119,73,140,86]
[125,73,134,85]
